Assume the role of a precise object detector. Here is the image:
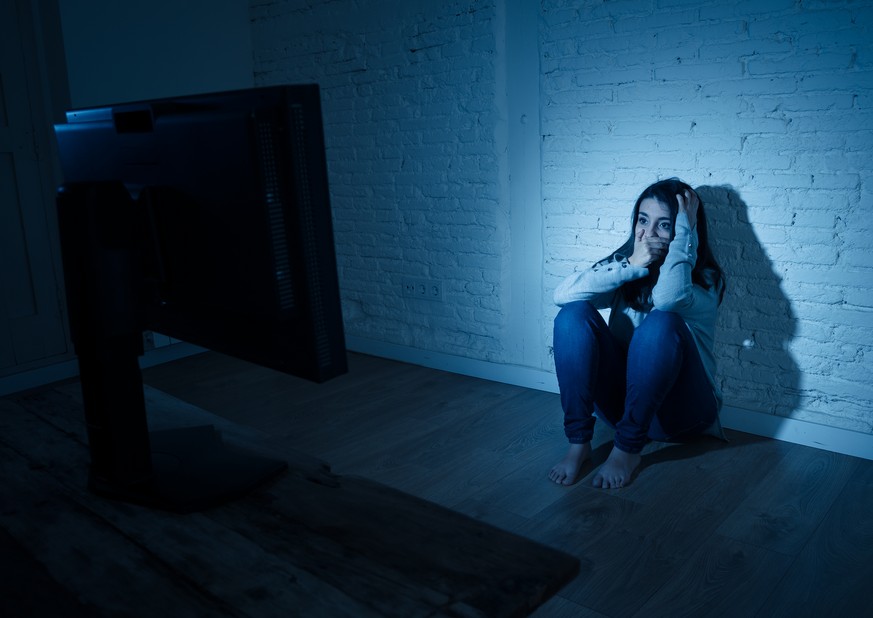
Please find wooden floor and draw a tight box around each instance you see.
[3,350,872,616]
[1,355,580,617]
[139,351,873,617]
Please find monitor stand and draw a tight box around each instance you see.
[58,182,287,513]
[77,345,286,514]
[89,426,289,514]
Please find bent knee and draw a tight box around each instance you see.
[554,301,598,332]
[634,310,686,342]
[643,309,684,327]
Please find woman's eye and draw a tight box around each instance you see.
[660,222,672,230]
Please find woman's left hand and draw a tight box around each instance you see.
[676,189,699,229]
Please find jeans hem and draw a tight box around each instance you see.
[612,439,644,455]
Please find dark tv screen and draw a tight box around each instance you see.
[54,84,347,383]
[52,85,346,510]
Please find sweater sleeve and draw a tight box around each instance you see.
[651,212,720,319]
[554,253,649,308]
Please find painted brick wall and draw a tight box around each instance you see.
[251,0,511,361]
[251,0,873,436]
[541,0,873,434]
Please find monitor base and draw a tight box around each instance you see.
[89,425,288,513]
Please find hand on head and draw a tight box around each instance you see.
[627,186,699,268]
[677,189,699,229]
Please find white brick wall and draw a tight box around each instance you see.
[541,0,873,435]
[251,0,510,361]
[252,0,873,438]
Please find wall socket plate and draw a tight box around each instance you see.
[401,278,443,302]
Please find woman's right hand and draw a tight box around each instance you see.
[628,229,669,268]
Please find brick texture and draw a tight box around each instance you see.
[252,0,508,360]
[251,0,873,435]
[541,0,873,433]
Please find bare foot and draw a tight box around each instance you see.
[549,443,591,486]
[592,446,641,489]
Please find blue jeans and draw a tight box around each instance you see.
[553,301,717,454]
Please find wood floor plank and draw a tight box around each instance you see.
[0,398,397,618]
[486,388,565,460]
[498,434,797,616]
[529,594,608,617]
[136,351,873,616]
[315,376,552,507]
[551,497,732,616]
[0,524,98,618]
[511,488,669,616]
[448,493,532,535]
[319,377,519,471]
[0,433,244,617]
[716,446,860,555]
[212,471,580,618]
[632,536,794,617]
[617,431,792,506]
[3,370,581,617]
[460,441,580,522]
[142,352,422,441]
[348,386,523,465]
[410,448,522,506]
[754,457,873,616]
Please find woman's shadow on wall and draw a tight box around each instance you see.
[696,184,801,428]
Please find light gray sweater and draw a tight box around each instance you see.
[554,212,724,433]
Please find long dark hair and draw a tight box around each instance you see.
[609,178,726,311]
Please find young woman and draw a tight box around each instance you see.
[549,178,726,489]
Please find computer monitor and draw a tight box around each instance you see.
[54,85,347,511]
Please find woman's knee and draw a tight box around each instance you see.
[632,310,686,348]
[637,309,686,334]
[554,301,599,338]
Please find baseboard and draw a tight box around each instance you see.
[0,343,206,398]
[345,335,560,393]
[346,335,873,461]
[0,358,80,397]
[139,342,208,369]
[717,405,873,461]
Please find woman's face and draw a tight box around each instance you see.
[635,198,673,241]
